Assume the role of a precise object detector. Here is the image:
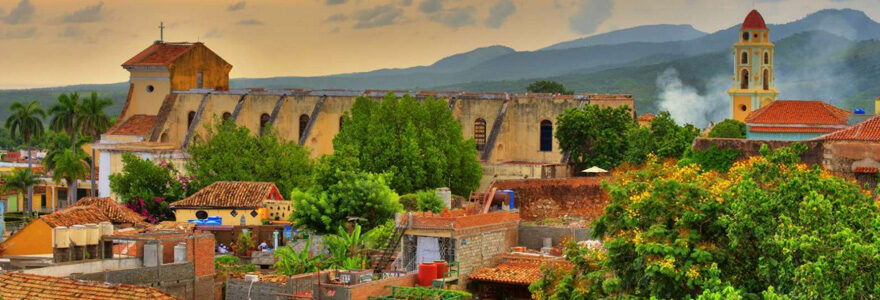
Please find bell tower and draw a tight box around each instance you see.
[729,9,778,122]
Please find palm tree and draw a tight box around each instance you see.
[5,100,46,214]
[77,92,113,196]
[2,168,41,212]
[48,92,80,155]
[44,133,90,208]
[50,150,89,208]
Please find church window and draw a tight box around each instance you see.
[146,85,155,93]
[763,52,769,64]
[260,113,270,135]
[763,69,769,90]
[741,69,749,89]
[740,104,748,112]
[222,112,231,121]
[187,111,196,128]
[197,71,204,89]
[742,32,749,41]
[195,211,208,220]
[474,118,487,151]
[540,120,553,152]
[741,51,748,65]
[160,132,169,143]
[299,114,310,140]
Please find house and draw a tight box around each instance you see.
[0,197,146,258]
[169,181,288,226]
[745,100,850,141]
[0,272,180,300]
[469,253,571,300]
[817,114,880,189]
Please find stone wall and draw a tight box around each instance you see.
[690,137,823,165]
[226,278,290,300]
[70,262,195,300]
[491,177,608,222]
[454,223,518,286]
[518,225,592,250]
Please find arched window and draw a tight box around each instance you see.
[299,114,310,140]
[741,69,749,89]
[474,118,487,151]
[187,111,196,128]
[742,31,749,41]
[763,69,769,90]
[160,132,169,143]
[763,52,769,65]
[539,120,553,152]
[222,112,232,121]
[741,51,748,65]
[259,113,270,135]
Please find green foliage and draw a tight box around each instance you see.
[679,145,741,173]
[215,255,258,278]
[364,219,395,249]
[109,153,185,222]
[50,149,89,206]
[5,100,46,147]
[186,120,313,197]
[324,224,368,268]
[708,119,746,139]
[77,91,114,141]
[624,111,700,165]
[332,93,481,196]
[1,168,39,196]
[48,92,80,148]
[555,104,633,170]
[235,231,256,255]
[274,237,323,276]
[384,286,473,299]
[526,80,573,95]
[290,166,401,233]
[398,193,418,211]
[415,190,444,213]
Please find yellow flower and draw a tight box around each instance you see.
[686,267,700,279]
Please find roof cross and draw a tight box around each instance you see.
[159,21,165,42]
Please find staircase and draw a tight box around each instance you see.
[372,218,408,274]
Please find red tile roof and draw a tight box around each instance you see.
[745,100,849,125]
[122,42,198,67]
[854,167,878,174]
[820,115,880,142]
[170,181,282,209]
[0,272,180,300]
[638,113,655,122]
[742,9,768,30]
[106,115,157,136]
[71,197,147,226]
[748,126,841,133]
[468,263,545,285]
[40,206,113,228]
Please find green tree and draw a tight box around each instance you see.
[109,153,185,223]
[5,100,46,213]
[274,237,323,276]
[48,92,80,155]
[49,149,89,208]
[415,189,444,213]
[43,133,90,207]
[186,120,313,196]
[708,119,746,139]
[333,93,481,196]
[526,80,574,95]
[77,92,113,196]
[1,168,40,206]
[624,111,700,165]
[555,104,632,170]
[679,145,741,173]
[324,224,369,268]
[290,161,401,233]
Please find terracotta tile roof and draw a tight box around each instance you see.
[854,167,878,174]
[742,9,768,30]
[0,272,180,300]
[107,115,157,136]
[638,113,655,122]
[122,42,199,67]
[39,206,113,228]
[71,197,148,226]
[748,126,842,133]
[468,263,546,285]
[820,115,880,141]
[745,100,849,125]
[170,181,282,209]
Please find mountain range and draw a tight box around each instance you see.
[2,8,880,123]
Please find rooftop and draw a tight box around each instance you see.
[745,100,849,126]
[40,206,113,228]
[742,9,768,30]
[0,272,180,300]
[819,115,880,141]
[170,181,282,209]
[106,115,157,137]
[71,197,147,226]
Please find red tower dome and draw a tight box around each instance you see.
[742,9,768,30]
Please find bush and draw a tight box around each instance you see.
[399,193,418,211]
[680,145,741,172]
[415,190,445,213]
[708,119,746,139]
[291,171,401,234]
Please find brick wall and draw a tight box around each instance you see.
[453,222,518,286]
[347,273,418,300]
[518,225,591,250]
[492,177,608,222]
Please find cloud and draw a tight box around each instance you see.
[399,0,413,7]
[568,0,612,35]
[430,6,475,29]
[2,0,34,25]
[325,13,347,23]
[353,4,403,29]
[325,0,348,5]
[419,0,443,13]
[485,0,515,29]
[58,26,83,38]
[203,28,222,38]
[236,19,263,25]
[227,1,246,11]
[61,2,104,23]
[1,26,36,39]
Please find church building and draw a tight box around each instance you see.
[729,9,779,122]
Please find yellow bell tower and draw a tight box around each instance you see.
[729,9,778,122]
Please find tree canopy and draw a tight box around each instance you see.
[332,93,482,196]
[624,111,701,165]
[109,153,188,223]
[555,104,633,170]
[708,119,746,139]
[526,80,574,95]
[186,120,313,196]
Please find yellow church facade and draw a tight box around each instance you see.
[729,10,779,122]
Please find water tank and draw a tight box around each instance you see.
[85,224,100,245]
[69,225,87,246]
[54,226,70,248]
[855,108,866,115]
[435,187,452,209]
[418,263,438,286]
[143,243,161,267]
[99,221,114,236]
[174,243,187,263]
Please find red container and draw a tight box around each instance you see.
[418,263,438,286]
[434,261,449,278]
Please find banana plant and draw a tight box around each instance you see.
[274,236,323,276]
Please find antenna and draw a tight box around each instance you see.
[159,21,165,42]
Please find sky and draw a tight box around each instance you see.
[1,0,879,89]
